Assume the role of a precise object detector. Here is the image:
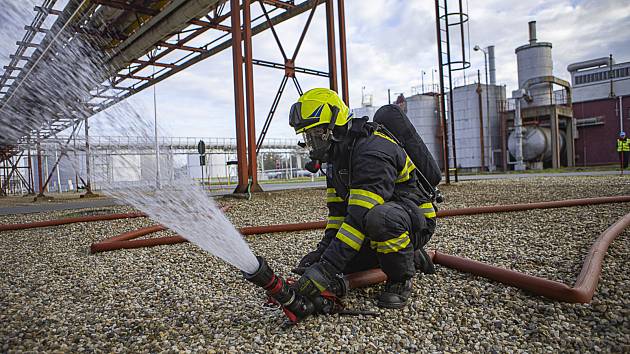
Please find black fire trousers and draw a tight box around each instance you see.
[341,202,435,282]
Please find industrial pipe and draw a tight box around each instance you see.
[0,212,146,231]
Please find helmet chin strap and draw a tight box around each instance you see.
[322,104,340,141]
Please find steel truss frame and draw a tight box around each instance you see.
[0,0,349,193]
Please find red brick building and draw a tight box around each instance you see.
[568,57,630,165]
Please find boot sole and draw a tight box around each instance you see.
[376,299,406,309]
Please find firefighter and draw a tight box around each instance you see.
[289,88,439,309]
[617,131,629,169]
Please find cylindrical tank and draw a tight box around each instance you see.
[406,94,442,169]
[507,126,565,162]
[515,21,553,106]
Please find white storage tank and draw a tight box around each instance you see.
[507,126,565,162]
[405,93,443,169]
[515,21,553,106]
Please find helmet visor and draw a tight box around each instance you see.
[303,126,330,152]
[289,102,322,133]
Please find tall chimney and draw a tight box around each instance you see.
[488,45,496,85]
[528,21,537,44]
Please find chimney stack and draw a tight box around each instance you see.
[488,45,496,85]
[528,21,537,44]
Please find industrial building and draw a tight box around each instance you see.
[568,57,630,166]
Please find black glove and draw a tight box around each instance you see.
[292,249,323,275]
[294,261,337,300]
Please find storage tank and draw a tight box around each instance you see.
[515,21,553,106]
[447,84,506,170]
[405,94,443,169]
[507,126,565,162]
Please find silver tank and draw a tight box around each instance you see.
[507,126,564,162]
[515,21,553,106]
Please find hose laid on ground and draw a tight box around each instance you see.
[88,195,630,253]
[3,195,628,233]
[436,195,630,217]
[0,206,232,232]
[89,221,326,253]
[0,212,146,231]
[344,211,630,303]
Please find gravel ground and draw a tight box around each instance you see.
[1,175,629,352]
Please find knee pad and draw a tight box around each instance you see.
[364,203,411,242]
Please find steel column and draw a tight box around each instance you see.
[84,117,94,195]
[36,142,44,196]
[243,0,262,192]
[325,0,338,92]
[337,0,349,104]
[230,0,249,193]
[27,141,34,194]
[434,1,450,183]
[477,71,485,171]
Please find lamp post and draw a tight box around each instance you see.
[474,45,492,171]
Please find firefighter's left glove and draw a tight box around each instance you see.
[294,261,338,300]
[292,249,323,275]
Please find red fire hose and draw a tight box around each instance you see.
[0,212,146,231]
[88,195,630,253]
[3,195,628,233]
[2,195,628,303]
[0,206,231,232]
[345,211,630,303]
[89,221,326,253]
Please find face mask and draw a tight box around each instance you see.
[303,126,332,162]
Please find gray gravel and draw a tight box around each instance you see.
[1,175,629,352]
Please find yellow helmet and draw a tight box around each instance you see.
[289,88,352,134]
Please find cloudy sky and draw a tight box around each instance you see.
[2,0,630,140]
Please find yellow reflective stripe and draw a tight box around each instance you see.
[370,231,411,254]
[311,279,326,292]
[326,187,344,203]
[336,222,365,251]
[395,156,417,183]
[419,202,436,218]
[348,189,384,210]
[373,131,397,145]
[326,216,345,230]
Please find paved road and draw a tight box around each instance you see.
[0,170,625,216]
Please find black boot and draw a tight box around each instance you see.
[377,278,413,309]
[414,248,435,274]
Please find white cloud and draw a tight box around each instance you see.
[2,0,629,141]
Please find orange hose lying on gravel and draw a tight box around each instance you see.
[89,221,326,253]
[436,195,630,217]
[88,195,630,253]
[3,196,628,233]
[346,212,630,303]
[0,212,146,231]
[0,206,231,232]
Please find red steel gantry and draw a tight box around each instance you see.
[0,0,349,195]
